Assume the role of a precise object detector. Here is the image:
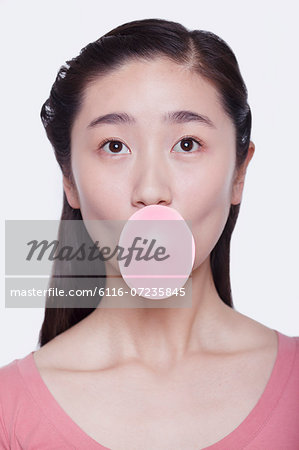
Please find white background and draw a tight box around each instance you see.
[1,0,298,367]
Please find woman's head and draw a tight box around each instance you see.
[39,18,254,346]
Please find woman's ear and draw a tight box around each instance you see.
[231,141,255,205]
[63,175,80,209]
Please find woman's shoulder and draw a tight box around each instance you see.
[0,352,33,404]
[0,352,34,447]
[277,329,299,370]
[0,352,75,448]
[226,307,298,353]
[0,354,24,387]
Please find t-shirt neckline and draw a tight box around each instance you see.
[16,329,296,449]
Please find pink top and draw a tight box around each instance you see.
[0,329,298,449]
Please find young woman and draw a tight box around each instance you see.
[1,18,298,449]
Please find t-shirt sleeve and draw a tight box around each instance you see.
[0,360,14,449]
[0,405,9,449]
[0,401,9,449]
[0,356,75,449]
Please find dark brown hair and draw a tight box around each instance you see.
[38,18,251,347]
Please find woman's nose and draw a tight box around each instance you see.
[131,153,172,208]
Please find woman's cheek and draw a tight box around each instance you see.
[189,174,232,269]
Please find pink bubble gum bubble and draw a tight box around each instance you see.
[118,205,195,300]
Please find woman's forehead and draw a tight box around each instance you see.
[77,58,228,130]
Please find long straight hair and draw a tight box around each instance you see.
[38,18,251,347]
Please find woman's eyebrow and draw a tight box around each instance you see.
[87,110,216,129]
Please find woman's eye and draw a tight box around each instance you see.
[172,137,203,153]
[100,140,130,155]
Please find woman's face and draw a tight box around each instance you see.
[65,57,253,269]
